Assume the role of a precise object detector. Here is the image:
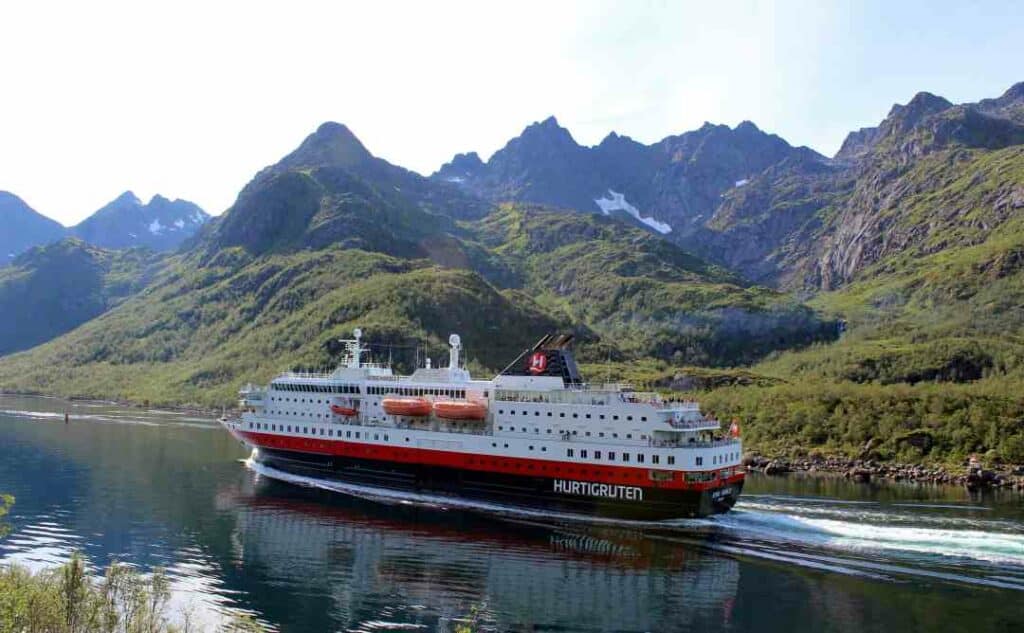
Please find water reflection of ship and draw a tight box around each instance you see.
[222,478,740,630]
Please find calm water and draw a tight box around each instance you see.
[1,395,1022,632]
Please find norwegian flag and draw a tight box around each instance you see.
[729,419,741,437]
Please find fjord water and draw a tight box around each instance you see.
[1,396,1022,632]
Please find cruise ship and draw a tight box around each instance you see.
[220,330,744,519]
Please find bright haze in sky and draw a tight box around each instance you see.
[2,0,1022,225]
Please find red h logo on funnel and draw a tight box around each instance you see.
[528,352,548,375]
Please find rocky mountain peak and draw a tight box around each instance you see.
[278,121,373,170]
[886,92,954,131]
[433,151,485,182]
[516,116,578,147]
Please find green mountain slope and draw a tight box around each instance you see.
[0,239,165,356]
[472,204,837,364]
[0,247,576,406]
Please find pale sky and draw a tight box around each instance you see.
[2,0,1022,225]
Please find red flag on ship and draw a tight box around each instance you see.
[729,418,741,437]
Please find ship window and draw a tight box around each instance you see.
[622,453,630,462]
[535,411,539,416]
[346,431,351,438]
[572,413,578,419]
[521,427,526,432]
[498,410,503,414]
[484,391,489,397]
[580,450,588,458]
[599,432,604,437]
[599,414,605,420]
[612,433,618,438]
[637,454,645,463]
[546,429,552,434]
[287,426,292,432]
[374,434,379,441]
[613,415,619,420]
[652,455,660,464]
[585,414,591,419]
[567,449,574,457]
[609,452,616,460]
[492,443,497,447]
[498,426,503,430]
[529,446,533,451]
[626,434,632,439]
[627,416,633,421]
[585,432,591,437]
[668,456,675,465]
[510,410,515,415]
[534,428,539,433]
[696,457,703,466]
[572,430,577,435]
[594,451,601,459]
[355,432,360,439]
[329,430,333,437]
[504,444,509,448]
[546,412,552,417]
[641,417,647,422]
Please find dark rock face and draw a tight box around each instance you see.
[0,191,67,263]
[70,192,209,251]
[432,116,817,241]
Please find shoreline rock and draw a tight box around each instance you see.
[743,452,1024,491]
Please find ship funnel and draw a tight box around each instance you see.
[449,333,462,369]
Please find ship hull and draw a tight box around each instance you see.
[252,445,743,520]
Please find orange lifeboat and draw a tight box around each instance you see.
[382,397,432,417]
[433,400,487,420]
[330,404,358,416]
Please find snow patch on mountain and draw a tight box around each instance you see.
[594,190,672,234]
[735,178,749,187]
[446,176,466,183]
[174,219,185,229]
[148,219,164,235]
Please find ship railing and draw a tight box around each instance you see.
[667,417,720,430]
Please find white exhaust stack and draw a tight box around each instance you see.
[448,334,461,369]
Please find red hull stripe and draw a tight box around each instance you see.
[240,430,744,492]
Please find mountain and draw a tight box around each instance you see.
[0,123,835,404]
[207,122,489,257]
[432,117,822,237]
[70,192,209,251]
[0,191,66,263]
[0,239,165,356]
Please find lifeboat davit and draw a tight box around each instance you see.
[382,397,432,417]
[330,404,358,416]
[433,400,487,420]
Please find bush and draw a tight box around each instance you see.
[0,551,265,633]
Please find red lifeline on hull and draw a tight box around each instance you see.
[238,429,744,493]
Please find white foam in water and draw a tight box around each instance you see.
[713,509,1024,567]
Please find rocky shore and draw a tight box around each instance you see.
[744,453,1024,491]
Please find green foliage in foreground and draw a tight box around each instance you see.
[0,553,264,633]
